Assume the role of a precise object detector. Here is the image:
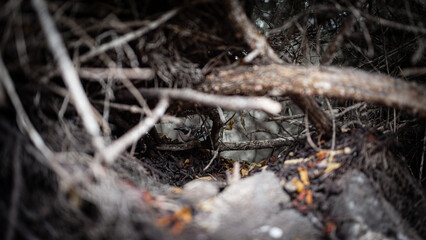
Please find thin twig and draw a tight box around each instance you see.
[325,99,336,151]
[6,144,22,240]
[58,14,152,117]
[31,0,105,152]
[304,113,321,152]
[362,12,426,34]
[79,8,179,62]
[224,0,332,135]
[266,113,305,122]
[0,55,52,159]
[335,103,366,118]
[0,54,70,182]
[103,98,169,164]
[227,161,241,185]
[138,88,282,115]
[156,137,294,151]
[225,0,282,63]
[420,127,426,184]
[78,67,155,81]
[204,147,220,171]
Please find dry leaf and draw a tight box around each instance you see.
[225,117,234,130]
[305,189,313,206]
[291,178,305,193]
[324,162,341,174]
[156,206,192,235]
[298,166,310,185]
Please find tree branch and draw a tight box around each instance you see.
[31,0,105,152]
[103,98,169,164]
[156,137,294,152]
[138,88,282,115]
[224,0,332,136]
[201,64,426,119]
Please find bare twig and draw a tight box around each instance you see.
[79,8,179,62]
[362,12,426,35]
[218,137,293,151]
[224,0,332,135]
[138,88,282,115]
[156,137,294,151]
[58,15,153,117]
[78,67,155,81]
[31,0,105,152]
[0,55,52,158]
[266,113,305,121]
[400,67,426,77]
[325,99,336,151]
[204,147,221,171]
[227,161,240,185]
[6,144,22,240]
[420,128,426,184]
[103,98,169,164]
[156,141,201,151]
[225,0,282,63]
[304,113,321,152]
[0,54,70,181]
[320,1,365,65]
[266,103,359,121]
[335,103,366,118]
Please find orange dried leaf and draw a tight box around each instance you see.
[156,215,172,227]
[296,189,307,202]
[324,222,337,235]
[241,168,249,177]
[175,206,192,223]
[171,221,185,235]
[324,162,341,174]
[172,188,183,194]
[141,190,154,202]
[225,118,234,130]
[298,166,310,186]
[305,189,313,206]
[316,150,328,161]
[291,178,305,193]
[156,206,192,235]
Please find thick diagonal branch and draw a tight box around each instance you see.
[31,0,105,152]
[200,64,426,119]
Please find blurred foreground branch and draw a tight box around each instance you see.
[138,88,282,115]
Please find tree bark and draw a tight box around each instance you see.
[199,64,426,119]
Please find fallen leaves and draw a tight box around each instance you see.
[157,206,193,235]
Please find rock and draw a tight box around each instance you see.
[250,210,321,240]
[195,171,291,239]
[182,179,220,205]
[329,170,421,240]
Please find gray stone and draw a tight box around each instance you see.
[329,170,421,240]
[182,179,220,205]
[250,210,321,240]
[195,171,290,239]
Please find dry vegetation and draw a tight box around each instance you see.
[0,0,425,239]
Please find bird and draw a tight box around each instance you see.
[174,125,209,142]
